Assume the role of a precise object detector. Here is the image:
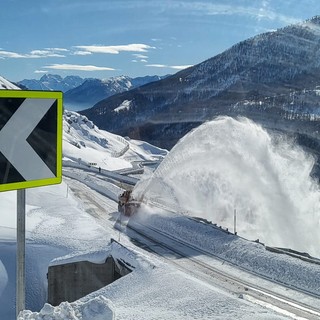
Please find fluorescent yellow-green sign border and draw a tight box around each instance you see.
[0,90,63,192]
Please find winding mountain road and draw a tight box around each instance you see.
[63,166,320,320]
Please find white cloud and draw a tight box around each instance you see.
[72,50,92,56]
[31,50,50,55]
[0,51,25,58]
[0,48,66,59]
[44,47,69,52]
[30,50,66,58]
[132,53,149,63]
[146,1,297,26]
[146,64,192,70]
[146,64,167,68]
[0,50,38,59]
[34,70,48,74]
[74,43,155,54]
[133,54,148,59]
[174,1,298,25]
[44,64,115,71]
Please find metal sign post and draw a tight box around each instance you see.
[16,189,26,317]
[0,90,63,317]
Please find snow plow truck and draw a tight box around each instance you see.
[118,190,140,216]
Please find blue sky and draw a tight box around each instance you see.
[1,0,320,81]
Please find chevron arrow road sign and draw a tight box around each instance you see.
[0,90,63,192]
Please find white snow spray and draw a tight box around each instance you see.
[134,116,320,257]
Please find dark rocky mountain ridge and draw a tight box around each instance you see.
[80,16,320,151]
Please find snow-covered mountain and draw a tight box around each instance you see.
[18,74,84,92]
[64,75,168,111]
[0,75,20,89]
[80,16,320,151]
[17,74,168,111]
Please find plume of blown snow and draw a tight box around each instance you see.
[133,116,320,257]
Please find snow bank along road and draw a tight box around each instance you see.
[126,218,320,320]
[63,165,320,319]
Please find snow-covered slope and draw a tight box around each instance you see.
[0,75,20,89]
[63,111,167,170]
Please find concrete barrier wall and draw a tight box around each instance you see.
[48,256,117,306]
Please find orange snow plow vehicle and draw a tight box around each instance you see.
[118,190,141,216]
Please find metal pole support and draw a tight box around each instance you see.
[16,189,26,318]
[234,208,237,235]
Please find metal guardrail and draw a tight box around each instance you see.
[62,160,139,186]
[266,246,320,266]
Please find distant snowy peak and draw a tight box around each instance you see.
[18,74,84,92]
[0,76,20,90]
[101,75,132,87]
[64,74,168,111]
[81,76,133,93]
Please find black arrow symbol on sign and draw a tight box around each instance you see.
[0,98,56,181]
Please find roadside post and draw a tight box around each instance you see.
[0,90,63,317]
[17,189,26,316]
[234,208,237,235]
